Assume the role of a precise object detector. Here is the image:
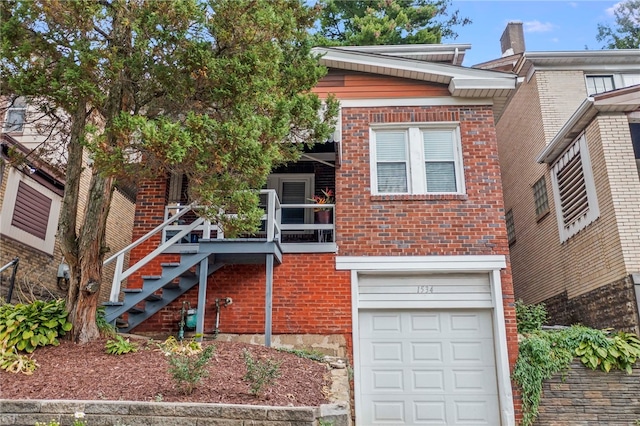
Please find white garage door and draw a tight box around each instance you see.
[359,309,500,425]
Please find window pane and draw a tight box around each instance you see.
[4,109,25,132]
[376,132,406,161]
[586,76,614,96]
[423,130,454,161]
[377,163,407,193]
[281,181,306,224]
[426,162,456,192]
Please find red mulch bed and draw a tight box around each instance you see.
[0,336,330,406]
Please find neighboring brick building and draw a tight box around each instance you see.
[0,110,135,303]
[110,44,520,425]
[478,23,640,333]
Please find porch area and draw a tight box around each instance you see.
[103,189,336,344]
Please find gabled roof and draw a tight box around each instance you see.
[537,84,640,164]
[312,46,517,115]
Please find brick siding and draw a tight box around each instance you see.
[543,275,640,334]
[496,69,640,333]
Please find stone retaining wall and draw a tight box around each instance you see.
[535,360,640,425]
[0,400,349,426]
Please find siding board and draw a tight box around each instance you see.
[314,70,449,99]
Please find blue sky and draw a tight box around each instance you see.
[448,1,621,65]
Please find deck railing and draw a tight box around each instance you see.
[104,190,334,303]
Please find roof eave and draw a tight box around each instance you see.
[537,88,640,164]
[315,47,517,95]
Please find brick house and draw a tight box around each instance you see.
[107,44,520,425]
[0,104,136,303]
[477,22,640,333]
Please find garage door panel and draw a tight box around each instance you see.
[448,312,493,337]
[451,396,500,424]
[359,309,500,425]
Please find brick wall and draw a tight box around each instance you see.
[337,106,511,257]
[543,275,640,334]
[535,360,640,425]
[497,69,640,328]
[131,253,353,354]
[0,155,135,304]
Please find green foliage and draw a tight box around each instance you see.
[515,299,547,333]
[105,335,139,355]
[164,340,216,395]
[0,300,72,353]
[96,306,116,338]
[576,330,640,374]
[513,326,640,426]
[242,349,282,396]
[276,346,325,361]
[312,0,471,46]
[596,0,640,49]
[0,345,39,375]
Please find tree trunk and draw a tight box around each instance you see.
[68,171,114,343]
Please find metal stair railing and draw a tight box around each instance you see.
[104,203,204,303]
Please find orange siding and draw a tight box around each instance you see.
[313,69,449,99]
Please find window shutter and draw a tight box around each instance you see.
[556,147,588,227]
[11,181,52,240]
[376,132,408,193]
[423,130,457,192]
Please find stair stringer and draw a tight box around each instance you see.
[104,252,222,332]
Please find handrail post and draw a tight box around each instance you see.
[266,190,275,242]
[109,254,125,303]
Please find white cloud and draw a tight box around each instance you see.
[605,2,622,16]
[569,2,578,8]
[524,20,555,33]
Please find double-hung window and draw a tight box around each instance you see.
[371,124,464,195]
[3,97,27,133]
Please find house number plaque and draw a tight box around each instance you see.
[417,285,434,294]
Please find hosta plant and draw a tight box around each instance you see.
[0,299,72,353]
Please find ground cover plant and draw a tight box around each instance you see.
[513,300,640,426]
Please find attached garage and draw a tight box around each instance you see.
[337,256,515,426]
[359,309,499,425]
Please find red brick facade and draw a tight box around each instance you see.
[128,95,520,424]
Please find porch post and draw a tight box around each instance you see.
[196,256,208,341]
[265,253,274,347]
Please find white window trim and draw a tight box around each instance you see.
[550,134,599,242]
[369,122,465,196]
[0,168,61,254]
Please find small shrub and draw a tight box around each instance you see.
[157,335,203,356]
[242,349,281,396]
[0,345,39,374]
[165,341,215,395]
[105,335,138,355]
[0,299,72,353]
[515,299,547,333]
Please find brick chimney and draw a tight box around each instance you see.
[500,21,525,57]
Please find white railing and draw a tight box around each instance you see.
[104,190,334,303]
